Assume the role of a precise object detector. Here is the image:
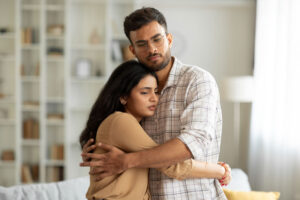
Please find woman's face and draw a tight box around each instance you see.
[123,75,159,121]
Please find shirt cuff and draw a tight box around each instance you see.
[177,133,206,161]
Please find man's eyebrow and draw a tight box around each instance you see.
[135,33,163,44]
[150,33,163,40]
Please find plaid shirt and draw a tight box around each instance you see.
[142,57,226,200]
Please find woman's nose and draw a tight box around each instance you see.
[150,92,158,102]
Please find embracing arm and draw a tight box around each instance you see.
[81,113,230,183]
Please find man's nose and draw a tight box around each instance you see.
[147,41,157,53]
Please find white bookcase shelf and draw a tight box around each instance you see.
[0,0,255,187]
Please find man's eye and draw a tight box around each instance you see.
[153,38,162,43]
[137,43,147,47]
[141,92,148,95]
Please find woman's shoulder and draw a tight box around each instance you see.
[107,111,139,125]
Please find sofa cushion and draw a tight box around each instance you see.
[223,189,280,200]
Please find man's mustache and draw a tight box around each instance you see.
[147,53,162,59]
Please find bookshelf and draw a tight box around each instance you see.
[0,0,136,185]
[0,0,255,186]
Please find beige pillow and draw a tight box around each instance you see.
[223,189,280,200]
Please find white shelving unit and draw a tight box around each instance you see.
[0,0,255,186]
[0,0,136,186]
[0,0,19,187]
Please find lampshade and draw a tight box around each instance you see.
[220,76,254,102]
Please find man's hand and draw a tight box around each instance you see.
[81,138,97,162]
[80,143,127,181]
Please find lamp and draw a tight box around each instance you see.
[220,76,254,166]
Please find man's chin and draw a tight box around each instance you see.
[147,61,166,71]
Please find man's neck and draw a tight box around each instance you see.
[156,57,174,93]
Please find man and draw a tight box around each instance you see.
[81,7,227,199]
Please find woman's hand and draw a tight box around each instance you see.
[218,162,232,186]
[81,138,97,162]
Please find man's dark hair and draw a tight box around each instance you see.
[123,7,168,43]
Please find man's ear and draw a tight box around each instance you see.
[120,97,127,105]
[129,44,136,56]
[166,33,173,48]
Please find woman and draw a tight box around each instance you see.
[80,60,230,200]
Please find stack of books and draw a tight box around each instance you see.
[23,119,39,139]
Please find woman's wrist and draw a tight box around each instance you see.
[218,162,227,178]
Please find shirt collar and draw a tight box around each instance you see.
[161,57,182,92]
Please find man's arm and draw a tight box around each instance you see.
[125,137,192,169]
[81,138,192,179]
[81,71,221,179]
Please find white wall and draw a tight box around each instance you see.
[138,0,256,172]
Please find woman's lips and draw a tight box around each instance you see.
[148,105,156,111]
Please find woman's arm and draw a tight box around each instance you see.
[96,112,231,182]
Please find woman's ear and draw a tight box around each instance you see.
[120,97,127,105]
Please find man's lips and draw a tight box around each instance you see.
[148,54,161,61]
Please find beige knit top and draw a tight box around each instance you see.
[86,112,193,200]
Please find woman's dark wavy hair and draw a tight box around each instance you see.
[79,60,158,149]
[124,7,168,43]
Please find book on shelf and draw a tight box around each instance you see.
[1,150,15,161]
[23,118,39,139]
[23,101,39,106]
[22,28,32,44]
[31,164,39,182]
[21,164,33,183]
[47,113,64,120]
[50,144,64,160]
[21,164,39,183]
[46,166,64,182]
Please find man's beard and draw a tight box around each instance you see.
[144,49,171,72]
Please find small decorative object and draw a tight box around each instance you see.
[122,44,135,61]
[47,47,63,56]
[89,28,101,44]
[1,150,15,161]
[95,69,102,77]
[76,59,91,78]
[0,27,8,34]
[47,24,64,36]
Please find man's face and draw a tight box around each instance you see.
[129,21,173,71]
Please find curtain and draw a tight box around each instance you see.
[249,0,300,200]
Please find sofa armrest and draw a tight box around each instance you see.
[223,168,251,191]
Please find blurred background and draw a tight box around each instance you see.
[0,0,299,199]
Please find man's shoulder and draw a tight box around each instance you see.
[175,60,216,84]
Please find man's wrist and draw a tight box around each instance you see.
[123,152,138,170]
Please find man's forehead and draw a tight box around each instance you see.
[129,21,165,41]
